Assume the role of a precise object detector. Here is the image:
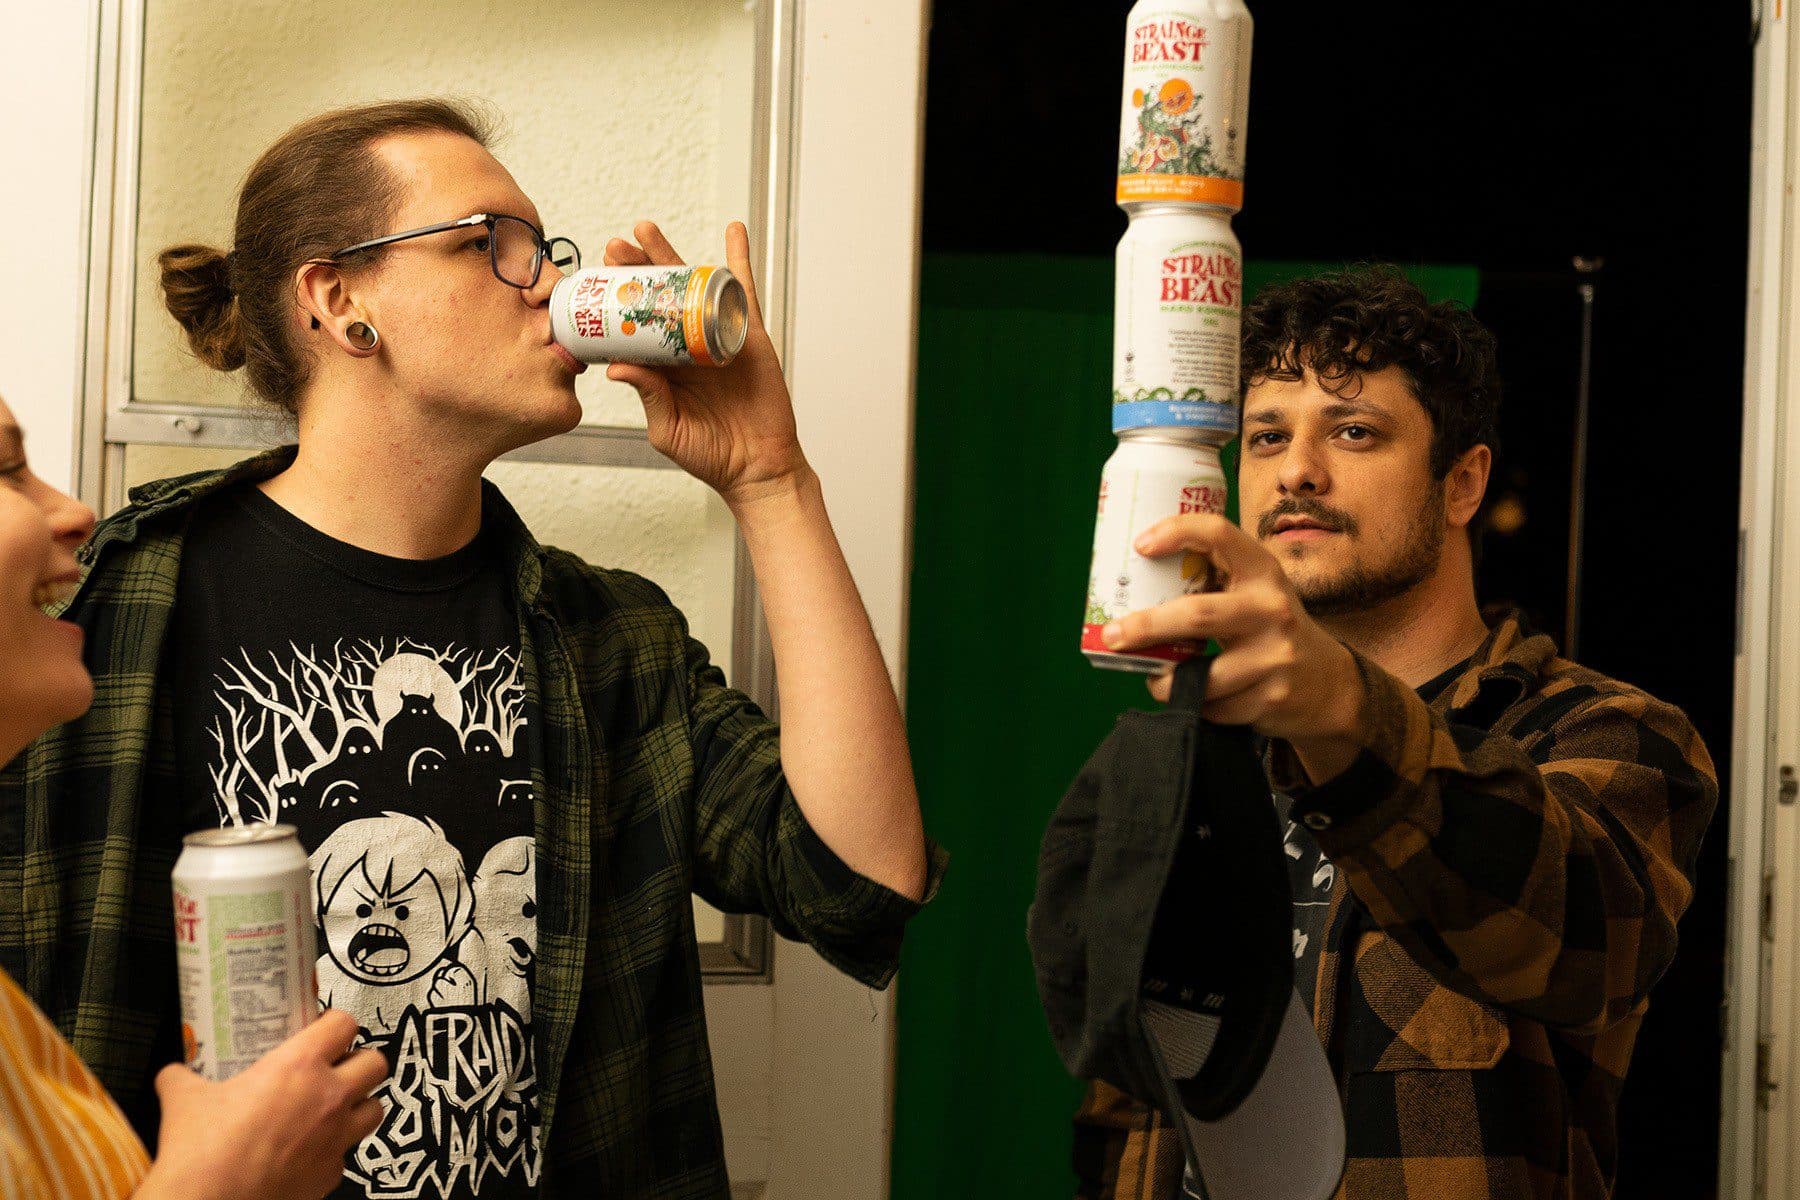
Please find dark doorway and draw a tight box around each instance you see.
[919,5,1750,1196]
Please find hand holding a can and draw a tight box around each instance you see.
[137,1009,387,1200]
[602,220,807,505]
[1100,511,1369,784]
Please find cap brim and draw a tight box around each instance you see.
[1156,989,1345,1200]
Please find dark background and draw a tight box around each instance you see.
[917,4,1752,1195]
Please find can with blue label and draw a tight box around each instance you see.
[1112,205,1241,442]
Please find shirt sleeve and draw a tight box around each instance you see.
[1267,650,1718,1035]
[681,633,946,989]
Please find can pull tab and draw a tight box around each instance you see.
[1779,765,1796,806]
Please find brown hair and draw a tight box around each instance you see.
[157,98,495,412]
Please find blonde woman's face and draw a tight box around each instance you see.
[0,396,96,764]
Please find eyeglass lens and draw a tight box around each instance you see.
[490,218,582,288]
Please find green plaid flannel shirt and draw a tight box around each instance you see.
[1074,612,1717,1200]
[0,447,945,1198]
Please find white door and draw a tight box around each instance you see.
[58,1,930,1196]
[1726,3,1799,1198]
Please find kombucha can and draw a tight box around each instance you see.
[1113,205,1242,440]
[551,264,749,367]
[172,824,317,1080]
[1082,435,1229,673]
[1116,0,1253,212]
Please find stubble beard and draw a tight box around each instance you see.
[1288,479,1446,618]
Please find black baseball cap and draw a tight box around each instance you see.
[1029,655,1345,1200]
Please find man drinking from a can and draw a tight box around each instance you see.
[1076,266,1717,1200]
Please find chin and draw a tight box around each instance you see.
[0,669,93,758]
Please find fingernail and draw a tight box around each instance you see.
[1102,622,1122,647]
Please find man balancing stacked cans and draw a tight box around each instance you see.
[1083,0,1253,673]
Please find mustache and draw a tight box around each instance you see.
[1257,497,1358,539]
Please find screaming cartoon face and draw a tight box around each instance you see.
[309,813,473,988]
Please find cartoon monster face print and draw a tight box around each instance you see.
[310,813,473,987]
[341,725,380,758]
[464,729,502,758]
[473,837,536,980]
[461,836,536,1017]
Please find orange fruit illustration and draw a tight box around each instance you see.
[1153,135,1180,163]
[1158,79,1194,116]
[621,319,637,335]
[617,281,644,305]
[1132,87,1145,107]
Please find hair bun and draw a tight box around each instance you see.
[158,243,246,371]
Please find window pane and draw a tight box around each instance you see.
[131,0,760,430]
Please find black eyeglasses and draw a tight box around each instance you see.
[331,212,581,289]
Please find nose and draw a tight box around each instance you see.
[522,257,560,308]
[33,477,95,551]
[1277,436,1330,497]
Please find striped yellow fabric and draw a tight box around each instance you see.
[0,968,149,1200]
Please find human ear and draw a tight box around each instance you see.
[1444,444,1492,530]
[294,261,379,358]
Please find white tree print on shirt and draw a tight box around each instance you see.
[203,639,529,826]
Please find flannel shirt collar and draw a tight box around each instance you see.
[76,445,551,610]
[1435,608,1561,729]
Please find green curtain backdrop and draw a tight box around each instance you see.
[892,255,1477,1199]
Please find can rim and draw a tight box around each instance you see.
[181,823,302,849]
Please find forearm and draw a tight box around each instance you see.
[728,466,927,900]
[1274,660,1710,1030]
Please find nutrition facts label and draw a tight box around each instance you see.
[176,886,306,1078]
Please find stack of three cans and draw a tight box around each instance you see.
[1083,0,1254,674]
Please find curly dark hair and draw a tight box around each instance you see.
[1239,265,1501,477]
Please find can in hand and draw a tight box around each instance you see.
[172,824,318,1080]
[551,264,750,367]
[1082,434,1228,673]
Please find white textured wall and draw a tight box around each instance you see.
[0,3,93,491]
[130,0,755,674]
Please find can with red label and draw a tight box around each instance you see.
[1116,0,1253,212]
[551,264,750,367]
[172,824,317,1080]
[1082,434,1229,673]
[1113,205,1242,440]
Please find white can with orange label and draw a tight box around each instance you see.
[1082,434,1228,673]
[551,264,750,367]
[1116,0,1253,212]
[172,824,317,1080]
[1113,205,1242,440]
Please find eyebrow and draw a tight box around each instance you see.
[1244,400,1389,426]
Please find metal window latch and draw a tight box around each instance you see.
[1780,765,1797,805]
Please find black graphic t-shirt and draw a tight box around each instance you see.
[1281,655,1471,1015]
[171,484,541,1200]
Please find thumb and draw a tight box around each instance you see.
[154,1062,200,1102]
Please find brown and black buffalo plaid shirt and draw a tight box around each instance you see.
[1073,611,1717,1200]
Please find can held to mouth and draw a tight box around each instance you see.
[551,264,749,367]
[1117,0,1253,212]
[1083,434,1229,673]
[173,824,317,1081]
[1113,205,1242,441]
